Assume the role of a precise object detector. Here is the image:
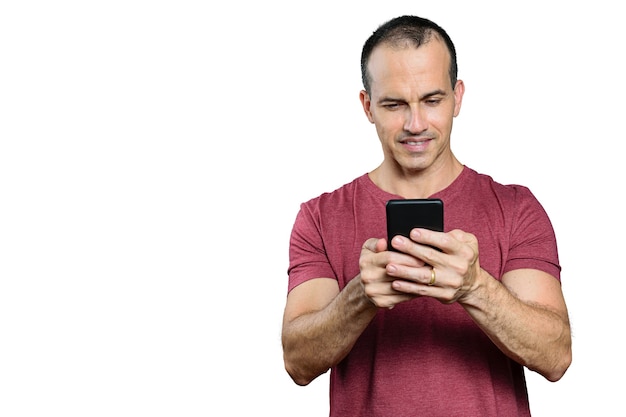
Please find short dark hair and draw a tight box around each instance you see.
[361,15,458,94]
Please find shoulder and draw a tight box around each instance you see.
[462,167,539,205]
[300,174,372,212]
[450,167,551,231]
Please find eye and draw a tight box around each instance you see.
[382,102,403,110]
[424,98,442,106]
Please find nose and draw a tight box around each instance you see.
[403,104,427,134]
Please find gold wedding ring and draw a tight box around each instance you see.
[429,268,436,286]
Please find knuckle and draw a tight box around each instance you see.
[363,285,375,298]
[360,270,374,285]
[358,258,368,271]
[421,246,440,265]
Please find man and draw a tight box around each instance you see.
[282,15,571,416]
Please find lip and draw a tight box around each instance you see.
[400,137,432,152]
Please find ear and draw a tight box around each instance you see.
[359,90,375,123]
[453,80,465,117]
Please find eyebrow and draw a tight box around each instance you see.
[377,89,448,104]
[422,89,447,99]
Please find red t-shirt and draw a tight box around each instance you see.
[287,166,560,417]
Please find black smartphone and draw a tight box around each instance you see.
[386,198,444,251]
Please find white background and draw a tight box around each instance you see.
[1,1,623,416]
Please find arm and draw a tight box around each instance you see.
[282,238,423,386]
[462,267,571,382]
[386,229,572,382]
[281,276,377,386]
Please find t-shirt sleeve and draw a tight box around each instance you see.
[287,202,337,293]
[504,186,561,281]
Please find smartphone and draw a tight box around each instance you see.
[386,198,444,251]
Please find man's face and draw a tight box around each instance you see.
[360,39,464,175]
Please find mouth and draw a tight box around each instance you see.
[400,137,432,152]
[403,139,429,145]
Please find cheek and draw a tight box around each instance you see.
[376,113,405,135]
[375,124,389,145]
[377,124,402,149]
[429,108,455,133]
[371,114,393,137]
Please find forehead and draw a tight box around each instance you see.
[367,39,451,97]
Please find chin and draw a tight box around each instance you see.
[400,157,430,172]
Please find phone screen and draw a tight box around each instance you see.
[386,199,444,251]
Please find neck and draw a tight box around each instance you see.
[369,155,463,199]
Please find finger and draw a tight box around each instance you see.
[375,237,388,253]
[391,234,444,269]
[387,263,435,286]
[369,292,416,309]
[409,228,450,252]
[362,277,418,309]
[361,237,379,252]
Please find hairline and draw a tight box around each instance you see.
[361,17,458,94]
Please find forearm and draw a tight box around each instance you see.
[460,270,572,382]
[282,277,378,386]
